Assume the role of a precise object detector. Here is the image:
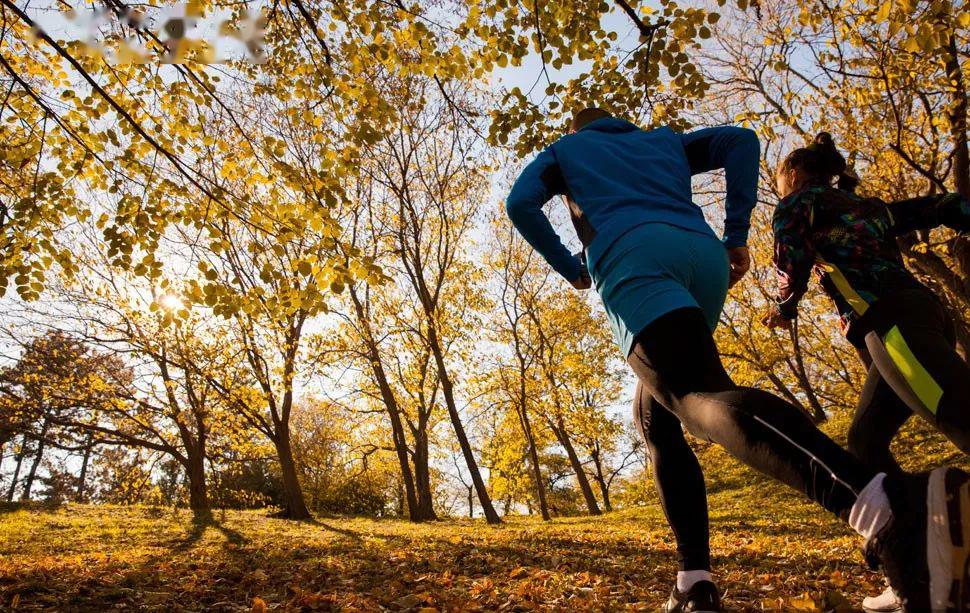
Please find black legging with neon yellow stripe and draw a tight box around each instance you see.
[848,286,970,474]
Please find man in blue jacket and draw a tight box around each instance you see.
[505,107,970,613]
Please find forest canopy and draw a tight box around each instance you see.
[1,0,967,526]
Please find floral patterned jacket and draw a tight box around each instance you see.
[772,184,969,335]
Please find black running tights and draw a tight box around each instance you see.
[630,308,876,570]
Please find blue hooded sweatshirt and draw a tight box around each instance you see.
[505,118,760,282]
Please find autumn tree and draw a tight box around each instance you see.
[484,206,629,517]
[485,219,555,520]
[528,288,626,514]
[330,171,444,521]
[331,241,441,521]
[480,408,542,515]
[289,397,398,516]
[7,280,241,511]
[486,217,594,518]
[0,331,124,500]
[318,60,503,522]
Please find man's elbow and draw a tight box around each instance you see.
[505,197,528,224]
[709,126,760,163]
[734,126,760,155]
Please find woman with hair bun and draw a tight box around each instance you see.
[766,132,970,611]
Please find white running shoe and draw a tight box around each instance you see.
[862,585,902,612]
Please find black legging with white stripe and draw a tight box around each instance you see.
[629,307,875,538]
[634,385,712,571]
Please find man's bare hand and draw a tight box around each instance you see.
[570,253,592,290]
[727,246,751,288]
[571,271,592,290]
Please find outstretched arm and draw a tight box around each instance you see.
[772,191,817,320]
[505,147,582,282]
[681,126,761,249]
[887,192,970,236]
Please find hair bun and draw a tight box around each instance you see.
[813,132,834,147]
[838,167,860,192]
[811,131,846,176]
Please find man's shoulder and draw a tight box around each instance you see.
[556,124,668,148]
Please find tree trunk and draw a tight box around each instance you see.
[21,419,49,501]
[350,287,423,521]
[590,446,613,512]
[185,445,209,511]
[548,418,602,515]
[427,325,500,524]
[386,403,421,520]
[517,405,550,521]
[412,432,437,521]
[273,428,311,520]
[467,485,474,518]
[787,324,827,423]
[596,478,612,512]
[6,436,28,502]
[945,30,970,289]
[76,436,94,502]
[945,29,969,196]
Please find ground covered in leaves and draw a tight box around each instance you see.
[0,485,881,612]
[2,415,965,612]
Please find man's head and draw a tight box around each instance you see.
[570,107,612,132]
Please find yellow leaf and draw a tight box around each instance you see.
[251,597,267,613]
[876,1,892,21]
[789,593,817,610]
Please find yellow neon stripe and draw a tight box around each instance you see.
[817,259,870,316]
[884,325,943,414]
